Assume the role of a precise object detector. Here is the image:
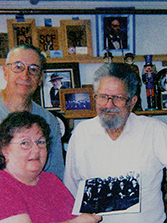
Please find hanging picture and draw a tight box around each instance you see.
[96,13,135,57]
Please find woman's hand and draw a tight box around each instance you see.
[68,213,102,223]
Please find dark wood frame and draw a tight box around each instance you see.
[41,62,81,110]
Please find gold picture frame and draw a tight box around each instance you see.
[37,26,61,54]
[6,18,38,49]
[60,19,93,58]
[59,87,96,119]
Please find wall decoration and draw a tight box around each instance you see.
[96,13,135,57]
[41,62,80,110]
[6,18,38,49]
[59,87,96,119]
[37,26,61,56]
[0,33,9,58]
[60,19,93,58]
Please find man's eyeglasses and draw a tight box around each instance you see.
[11,138,47,150]
[112,24,120,28]
[7,61,41,76]
[94,94,130,108]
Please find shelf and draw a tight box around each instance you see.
[0,54,167,66]
[134,110,167,116]
[46,54,167,64]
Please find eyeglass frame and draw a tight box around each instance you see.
[11,138,47,150]
[6,61,42,76]
[94,94,131,108]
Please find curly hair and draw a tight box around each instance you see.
[93,63,139,99]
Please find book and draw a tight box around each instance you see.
[72,171,140,216]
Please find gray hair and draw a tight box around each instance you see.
[93,63,139,98]
[6,44,45,70]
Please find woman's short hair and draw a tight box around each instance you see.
[0,111,51,170]
[93,63,139,98]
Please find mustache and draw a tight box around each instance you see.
[16,80,31,85]
[100,108,121,113]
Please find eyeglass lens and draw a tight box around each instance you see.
[95,95,127,107]
[7,62,41,76]
[20,139,47,150]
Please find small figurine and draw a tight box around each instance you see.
[142,55,158,110]
[124,53,142,111]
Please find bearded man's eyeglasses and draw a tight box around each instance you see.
[7,61,41,76]
[94,94,130,108]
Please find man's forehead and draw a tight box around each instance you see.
[8,48,41,63]
[112,20,120,25]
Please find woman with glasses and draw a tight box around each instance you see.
[0,111,102,223]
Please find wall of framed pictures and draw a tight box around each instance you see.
[0,4,167,121]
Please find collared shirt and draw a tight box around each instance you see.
[64,113,167,222]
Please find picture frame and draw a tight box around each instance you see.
[60,19,93,58]
[37,26,61,57]
[161,91,167,110]
[41,62,81,110]
[59,87,97,119]
[6,18,38,49]
[96,13,135,57]
[0,33,9,58]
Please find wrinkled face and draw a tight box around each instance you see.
[94,77,137,130]
[3,48,43,97]
[2,124,47,177]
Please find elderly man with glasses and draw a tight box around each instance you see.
[0,44,64,180]
[64,63,167,223]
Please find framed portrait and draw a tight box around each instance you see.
[6,18,38,49]
[41,62,81,110]
[37,26,61,57]
[60,19,93,58]
[96,14,135,57]
[59,88,97,119]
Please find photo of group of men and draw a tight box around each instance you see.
[80,171,140,214]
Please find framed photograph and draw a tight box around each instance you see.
[41,62,81,110]
[161,91,167,110]
[6,18,38,49]
[96,13,135,57]
[37,26,62,57]
[60,19,93,58]
[59,88,97,119]
[0,33,9,58]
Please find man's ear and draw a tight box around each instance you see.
[3,65,8,81]
[130,95,138,111]
[38,71,44,87]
